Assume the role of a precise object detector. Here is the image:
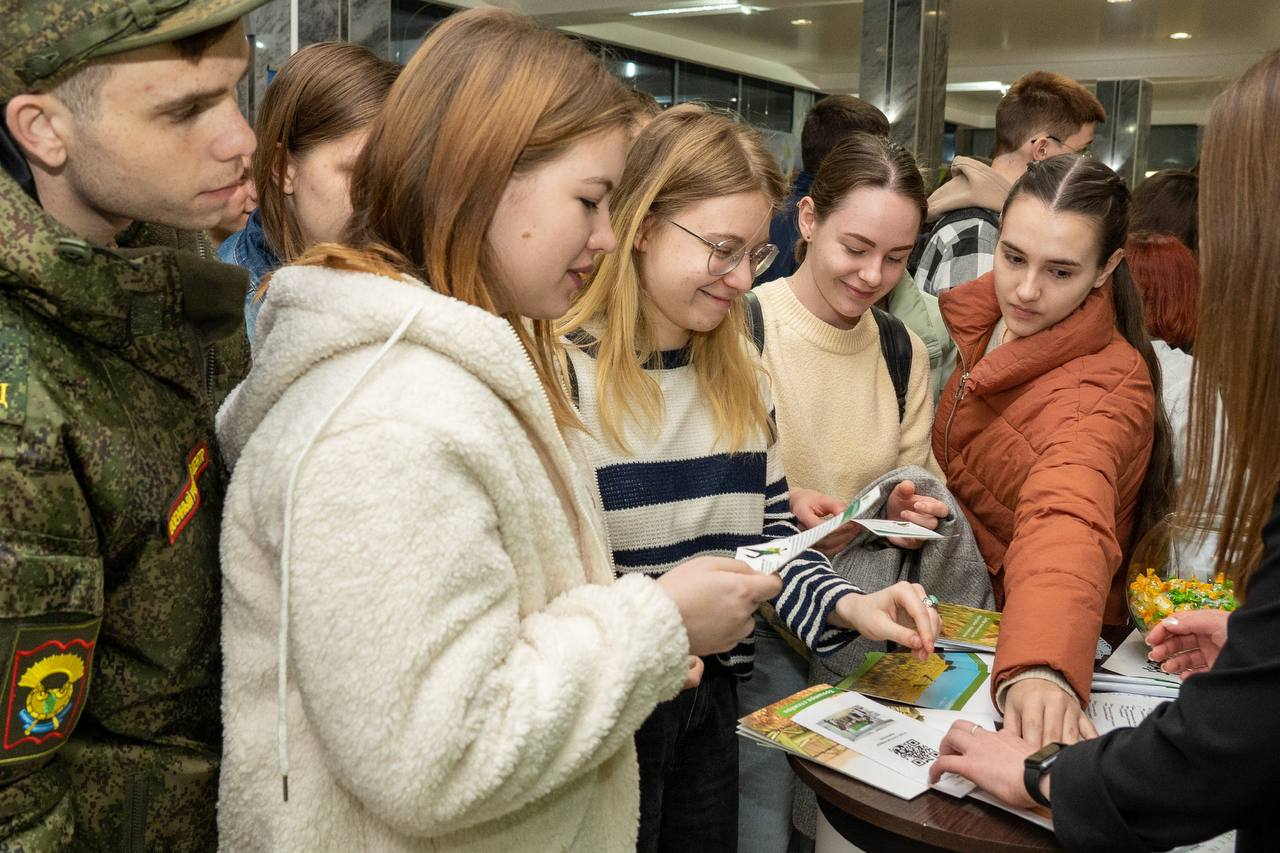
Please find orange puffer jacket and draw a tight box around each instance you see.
[932,273,1156,704]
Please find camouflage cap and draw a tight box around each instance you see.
[2,0,271,100]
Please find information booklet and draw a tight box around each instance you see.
[840,651,992,712]
[934,603,1000,652]
[735,483,942,574]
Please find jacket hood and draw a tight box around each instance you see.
[217,265,547,467]
[939,271,1119,395]
[927,156,1013,222]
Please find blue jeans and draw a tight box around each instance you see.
[635,657,739,853]
[737,620,811,853]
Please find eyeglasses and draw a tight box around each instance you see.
[663,218,779,279]
[1047,135,1094,159]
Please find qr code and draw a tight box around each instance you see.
[891,738,939,767]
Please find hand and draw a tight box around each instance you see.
[929,722,1042,809]
[657,557,782,657]
[1002,677,1097,748]
[681,656,705,691]
[789,487,858,556]
[1146,609,1230,679]
[831,581,941,661]
[883,481,950,550]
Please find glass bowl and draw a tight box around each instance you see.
[1127,513,1240,635]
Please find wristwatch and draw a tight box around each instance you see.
[1023,742,1065,808]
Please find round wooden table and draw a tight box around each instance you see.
[790,755,1060,852]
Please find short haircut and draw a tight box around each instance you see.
[50,19,239,120]
[992,71,1106,157]
[1132,169,1198,254]
[800,94,890,173]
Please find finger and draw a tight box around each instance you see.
[1042,703,1064,746]
[894,583,936,647]
[1079,713,1099,740]
[1004,701,1022,738]
[1161,649,1208,674]
[909,584,938,651]
[928,754,969,784]
[887,536,925,551]
[894,480,917,501]
[865,611,923,650]
[1021,698,1044,748]
[896,510,939,530]
[914,497,950,519]
[1148,634,1201,661]
[737,616,757,642]
[1061,714,1079,745]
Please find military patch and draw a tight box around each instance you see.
[0,318,29,427]
[1,621,98,765]
[166,440,210,545]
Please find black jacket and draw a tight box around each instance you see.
[1052,490,1280,851]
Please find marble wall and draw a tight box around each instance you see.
[1096,79,1153,187]
[860,0,952,186]
[239,0,394,124]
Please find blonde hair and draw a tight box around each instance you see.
[289,8,637,431]
[558,104,786,452]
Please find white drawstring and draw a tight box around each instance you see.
[276,302,426,802]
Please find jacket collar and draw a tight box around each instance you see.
[223,209,280,282]
[0,168,246,353]
[939,271,1117,395]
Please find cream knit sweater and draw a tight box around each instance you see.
[753,277,944,499]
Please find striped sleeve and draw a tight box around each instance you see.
[762,429,861,656]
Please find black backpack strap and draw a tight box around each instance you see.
[743,289,765,354]
[563,328,598,407]
[871,307,912,423]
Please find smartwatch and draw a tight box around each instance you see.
[1023,742,1064,808]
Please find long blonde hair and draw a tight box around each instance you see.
[290,8,636,431]
[558,104,786,452]
[1181,50,1280,589]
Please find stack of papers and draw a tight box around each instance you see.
[1095,631,1181,699]
[934,603,1000,653]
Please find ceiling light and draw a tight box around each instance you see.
[1106,0,1131,4]
[791,18,812,25]
[1169,32,1192,40]
[946,81,1008,93]
[624,61,638,77]
[630,3,747,17]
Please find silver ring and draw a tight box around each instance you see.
[969,724,981,736]
[923,594,938,609]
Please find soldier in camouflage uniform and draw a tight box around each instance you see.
[0,1,267,848]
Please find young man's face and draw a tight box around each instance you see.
[59,21,255,234]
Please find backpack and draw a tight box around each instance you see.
[906,205,1002,279]
[742,289,912,422]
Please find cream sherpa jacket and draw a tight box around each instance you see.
[215,266,690,852]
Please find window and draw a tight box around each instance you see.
[676,62,739,111]
[741,77,793,132]
[603,47,675,107]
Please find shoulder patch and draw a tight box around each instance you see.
[166,440,211,544]
[0,316,29,427]
[0,620,99,766]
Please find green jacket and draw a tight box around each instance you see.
[0,170,249,851]
[883,270,957,405]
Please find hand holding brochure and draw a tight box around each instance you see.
[736,484,944,574]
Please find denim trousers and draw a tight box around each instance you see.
[736,620,812,853]
[635,657,739,853]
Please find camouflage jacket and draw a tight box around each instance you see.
[0,168,249,851]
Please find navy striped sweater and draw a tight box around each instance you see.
[564,334,861,679]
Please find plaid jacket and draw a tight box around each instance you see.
[915,207,1001,297]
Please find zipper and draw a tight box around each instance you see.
[938,308,975,466]
[122,775,150,853]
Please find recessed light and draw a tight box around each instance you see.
[791,18,813,26]
[1106,0,1131,4]
[1169,32,1192,40]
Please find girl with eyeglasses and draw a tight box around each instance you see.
[214,12,786,851]
[558,104,941,853]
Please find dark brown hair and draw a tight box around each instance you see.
[1182,50,1280,588]
[1004,155,1176,551]
[297,8,638,431]
[801,95,891,173]
[1125,232,1200,349]
[1132,169,1199,254]
[993,71,1106,157]
[797,132,926,263]
[252,42,399,263]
